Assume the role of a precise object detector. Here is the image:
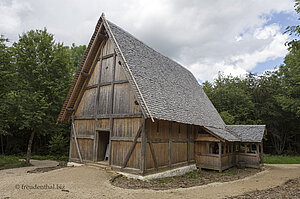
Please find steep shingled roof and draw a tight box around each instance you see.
[205,126,240,142]
[226,125,266,142]
[105,19,225,128]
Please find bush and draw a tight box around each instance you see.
[48,133,68,156]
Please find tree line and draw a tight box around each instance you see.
[0,29,86,162]
[0,2,299,162]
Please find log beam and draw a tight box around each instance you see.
[122,121,144,168]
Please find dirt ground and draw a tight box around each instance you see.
[227,177,300,199]
[112,167,261,190]
[0,162,299,199]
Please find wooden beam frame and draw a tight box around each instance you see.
[168,121,172,167]
[141,117,146,173]
[85,80,129,90]
[218,142,222,172]
[122,120,144,168]
[93,39,105,161]
[148,140,158,169]
[102,53,114,60]
[187,125,191,163]
[72,116,83,163]
[109,52,116,165]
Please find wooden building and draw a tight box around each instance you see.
[57,14,266,175]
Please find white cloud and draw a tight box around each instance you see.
[0,0,32,33]
[0,0,295,81]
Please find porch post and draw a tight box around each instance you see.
[218,142,222,172]
[260,142,264,164]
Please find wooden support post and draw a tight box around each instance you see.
[141,117,147,173]
[218,142,222,172]
[68,124,74,161]
[169,121,172,168]
[187,125,191,163]
[108,52,116,165]
[93,42,105,162]
[260,142,264,164]
[72,116,83,163]
[256,143,260,163]
[223,143,226,155]
[122,121,144,168]
[244,143,247,153]
[206,142,209,154]
[80,71,90,77]
[148,140,158,169]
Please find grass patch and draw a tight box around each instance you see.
[0,155,31,170]
[30,155,68,162]
[182,170,200,179]
[155,177,175,183]
[264,154,300,164]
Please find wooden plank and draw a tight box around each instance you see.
[195,137,220,141]
[85,85,98,90]
[98,113,143,119]
[72,135,95,139]
[74,115,94,120]
[68,126,73,161]
[172,138,189,142]
[73,38,107,115]
[93,40,105,161]
[67,23,104,118]
[110,137,141,142]
[187,125,191,163]
[260,142,264,164]
[141,117,146,173]
[122,121,144,168]
[169,121,172,167]
[102,53,114,60]
[218,142,222,172]
[148,140,158,169]
[75,113,143,120]
[151,139,169,143]
[80,71,90,77]
[109,52,116,165]
[96,127,110,131]
[72,116,83,163]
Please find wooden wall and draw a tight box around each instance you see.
[145,119,195,171]
[69,37,143,170]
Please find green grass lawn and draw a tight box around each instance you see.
[0,155,31,170]
[30,155,69,162]
[264,154,300,164]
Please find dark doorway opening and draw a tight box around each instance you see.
[97,131,110,161]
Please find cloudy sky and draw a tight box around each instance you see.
[0,0,298,82]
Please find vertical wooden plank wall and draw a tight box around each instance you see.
[145,119,195,171]
[70,38,143,169]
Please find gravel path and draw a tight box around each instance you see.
[0,163,299,199]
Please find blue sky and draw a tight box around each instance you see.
[0,0,298,82]
[251,11,298,74]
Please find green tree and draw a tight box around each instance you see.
[0,36,17,154]
[12,29,75,163]
[203,74,259,125]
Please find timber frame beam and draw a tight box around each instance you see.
[122,119,145,168]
